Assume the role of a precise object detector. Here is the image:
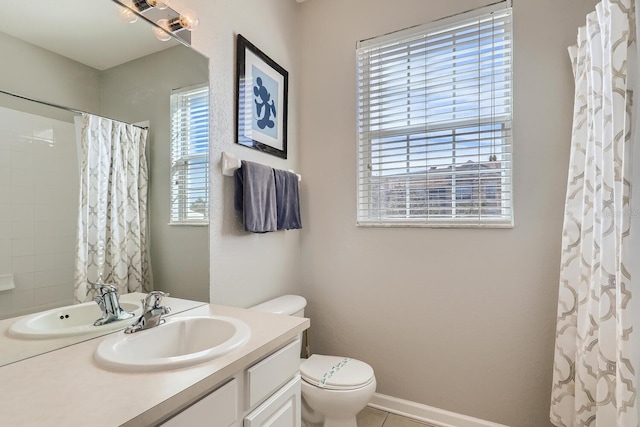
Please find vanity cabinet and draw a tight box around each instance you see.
[160,339,301,427]
[244,376,300,427]
[246,339,300,408]
[162,379,238,427]
[244,339,301,427]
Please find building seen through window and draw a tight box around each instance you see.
[356,2,513,227]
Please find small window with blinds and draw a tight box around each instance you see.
[170,84,209,225]
[356,2,513,227]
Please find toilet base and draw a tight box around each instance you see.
[301,394,323,427]
[301,414,357,427]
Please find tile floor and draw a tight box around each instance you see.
[356,407,438,427]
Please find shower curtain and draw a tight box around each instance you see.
[551,0,637,426]
[74,114,151,303]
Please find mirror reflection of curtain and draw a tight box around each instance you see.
[551,0,637,425]
[74,113,151,303]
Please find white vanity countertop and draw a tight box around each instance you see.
[0,303,310,427]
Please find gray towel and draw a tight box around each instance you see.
[274,169,302,230]
[234,160,277,233]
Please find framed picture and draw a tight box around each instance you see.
[235,34,289,159]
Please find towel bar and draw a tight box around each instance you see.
[221,151,301,182]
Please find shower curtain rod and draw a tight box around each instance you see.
[0,89,149,130]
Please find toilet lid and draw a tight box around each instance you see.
[300,355,374,390]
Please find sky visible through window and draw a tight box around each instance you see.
[366,19,509,177]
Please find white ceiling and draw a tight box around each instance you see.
[0,0,179,70]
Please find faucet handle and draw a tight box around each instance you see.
[97,283,117,296]
[92,284,133,327]
[94,295,107,317]
[143,291,169,310]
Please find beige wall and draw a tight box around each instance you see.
[183,0,303,308]
[0,32,99,119]
[296,0,598,426]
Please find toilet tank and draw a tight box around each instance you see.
[250,295,307,317]
[251,295,308,358]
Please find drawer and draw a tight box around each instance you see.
[161,379,238,427]
[247,339,300,408]
[244,376,301,427]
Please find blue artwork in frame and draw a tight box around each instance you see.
[236,35,289,159]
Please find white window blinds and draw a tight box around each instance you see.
[356,2,513,227]
[170,84,209,225]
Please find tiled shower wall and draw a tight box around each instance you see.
[0,106,77,319]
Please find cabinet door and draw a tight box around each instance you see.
[247,339,300,409]
[244,376,300,427]
[162,379,238,427]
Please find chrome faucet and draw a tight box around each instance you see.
[124,291,171,334]
[93,284,135,326]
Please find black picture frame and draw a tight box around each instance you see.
[235,34,289,159]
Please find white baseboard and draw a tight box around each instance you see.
[368,393,509,427]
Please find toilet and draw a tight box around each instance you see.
[251,295,376,427]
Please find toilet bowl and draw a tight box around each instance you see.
[300,354,376,427]
[251,295,376,427]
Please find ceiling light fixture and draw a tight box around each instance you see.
[152,20,172,41]
[152,9,198,41]
[112,0,196,46]
[168,9,199,32]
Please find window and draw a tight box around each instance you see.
[356,2,513,227]
[170,84,209,225]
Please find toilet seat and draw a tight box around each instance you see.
[300,355,375,391]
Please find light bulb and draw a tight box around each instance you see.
[116,5,138,24]
[178,9,199,30]
[153,19,172,42]
[164,9,199,33]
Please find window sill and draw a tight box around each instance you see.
[168,222,209,227]
[356,220,514,229]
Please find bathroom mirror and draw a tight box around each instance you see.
[0,0,210,366]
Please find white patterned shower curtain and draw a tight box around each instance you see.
[551,0,637,426]
[74,114,151,303]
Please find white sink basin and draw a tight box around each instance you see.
[94,315,251,372]
[8,301,142,339]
